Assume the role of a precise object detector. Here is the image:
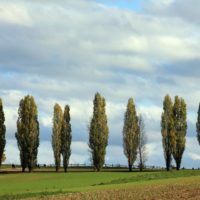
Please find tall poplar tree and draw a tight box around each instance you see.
[138,115,147,172]
[61,105,72,172]
[123,98,139,172]
[0,99,6,167]
[52,103,63,172]
[173,96,187,170]
[161,95,175,171]
[89,92,109,171]
[16,95,39,172]
[196,103,200,145]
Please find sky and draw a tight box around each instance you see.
[1,0,200,168]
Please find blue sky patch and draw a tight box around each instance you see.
[96,0,142,11]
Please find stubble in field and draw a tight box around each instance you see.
[36,178,200,200]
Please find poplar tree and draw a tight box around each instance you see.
[123,98,139,172]
[173,96,187,170]
[138,115,147,172]
[0,99,6,167]
[89,93,109,171]
[16,95,39,172]
[161,95,175,171]
[61,105,72,172]
[52,103,63,172]
[196,103,200,145]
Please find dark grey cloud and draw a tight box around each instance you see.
[163,59,200,78]
[143,0,200,25]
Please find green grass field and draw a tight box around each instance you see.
[0,168,200,199]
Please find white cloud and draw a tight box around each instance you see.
[188,153,200,161]
[185,137,200,159]
[70,100,93,122]
[40,115,52,128]
[107,102,125,121]
[4,139,19,164]
[0,3,32,26]
[145,142,165,166]
[106,145,126,164]
[138,105,162,122]
[37,141,54,165]
[4,107,17,137]
[149,35,200,60]
[0,90,25,138]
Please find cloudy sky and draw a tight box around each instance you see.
[1,0,200,168]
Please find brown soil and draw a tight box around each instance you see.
[30,179,200,200]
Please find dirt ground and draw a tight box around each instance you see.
[32,179,200,200]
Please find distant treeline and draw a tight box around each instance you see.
[0,93,200,172]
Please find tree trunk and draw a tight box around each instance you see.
[166,159,170,171]
[166,165,170,171]
[56,166,59,172]
[166,153,171,171]
[176,160,181,170]
[28,167,32,173]
[0,155,2,166]
[128,164,132,172]
[22,167,25,172]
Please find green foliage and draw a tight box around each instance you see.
[173,96,187,170]
[161,95,175,171]
[123,98,139,172]
[0,98,6,167]
[52,103,63,172]
[15,95,39,172]
[196,103,200,145]
[61,105,72,172]
[89,92,109,171]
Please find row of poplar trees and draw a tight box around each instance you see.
[1,93,200,172]
[0,95,72,172]
[0,93,146,172]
